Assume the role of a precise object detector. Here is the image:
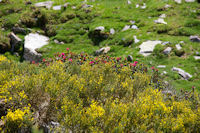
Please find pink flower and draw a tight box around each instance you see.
[151,66,155,70]
[134,61,138,64]
[130,63,136,67]
[42,59,46,62]
[89,61,94,64]
[68,58,72,62]
[120,64,123,67]
[66,48,70,51]
[58,54,61,57]
[61,53,65,56]
[32,61,35,64]
[63,56,66,60]
[116,57,121,61]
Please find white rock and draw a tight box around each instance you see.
[131,25,138,30]
[95,26,105,31]
[24,33,49,62]
[53,5,62,10]
[139,40,162,56]
[154,18,167,25]
[163,71,167,74]
[194,56,200,60]
[172,67,192,80]
[0,0,2,2]
[141,3,146,9]
[35,1,54,9]
[127,0,131,5]
[159,14,166,18]
[95,47,110,55]
[133,35,140,44]
[185,0,195,2]
[176,44,182,50]
[157,65,166,68]
[130,20,135,24]
[174,0,182,4]
[136,4,139,8]
[122,25,130,31]
[110,28,115,35]
[162,41,170,46]
[163,47,172,55]
[190,36,200,42]
[164,4,171,9]
[180,41,184,44]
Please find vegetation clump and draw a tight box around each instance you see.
[0,49,200,132]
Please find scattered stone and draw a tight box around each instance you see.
[82,4,93,8]
[172,67,192,80]
[180,41,184,44]
[139,40,162,56]
[122,25,130,31]
[95,26,105,31]
[185,0,195,2]
[176,44,182,50]
[110,28,115,35]
[174,0,182,4]
[54,39,59,44]
[157,65,166,68]
[130,20,135,24]
[35,1,54,9]
[159,14,166,18]
[72,6,76,9]
[136,4,139,8]
[14,52,19,57]
[127,55,133,62]
[162,90,173,95]
[162,41,170,46]
[163,71,167,74]
[190,35,200,42]
[164,4,171,9]
[131,25,138,30]
[196,52,200,55]
[53,5,62,10]
[50,121,60,128]
[141,3,146,9]
[54,40,64,45]
[95,47,110,56]
[154,18,167,25]
[194,56,200,60]
[163,47,172,55]
[63,3,69,9]
[133,35,140,43]
[127,0,131,5]
[24,33,49,62]
[12,27,27,34]
[9,32,22,52]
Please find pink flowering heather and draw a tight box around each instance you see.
[134,61,138,64]
[68,58,72,62]
[61,53,65,56]
[89,61,94,64]
[63,56,66,60]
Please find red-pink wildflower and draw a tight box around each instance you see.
[89,61,94,64]
[134,61,138,64]
[61,53,65,56]
[32,61,35,64]
[68,58,72,62]
[66,48,70,51]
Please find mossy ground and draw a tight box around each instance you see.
[0,0,200,91]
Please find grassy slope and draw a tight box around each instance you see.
[0,0,200,91]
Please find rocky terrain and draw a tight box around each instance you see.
[0,0,200,132]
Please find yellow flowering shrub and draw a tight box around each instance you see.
[0,51,200,132]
